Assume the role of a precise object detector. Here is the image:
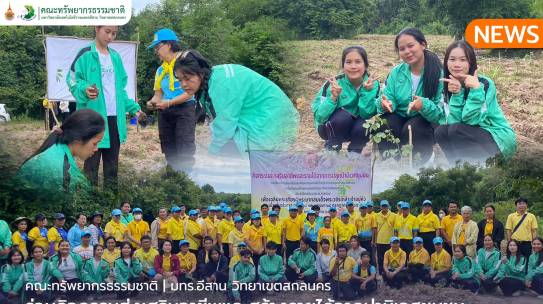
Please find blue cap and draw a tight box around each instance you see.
[224,207,232,213]
[329,206,337,212]
[238,242,247,247]
[132,208,142,214]
[433,237,444,245]
[171,206,181,213]
[413,237,423,244]
[207,206,216,211]
[341,211,350,217]
[359,202,367,209]
[179,240,189,246]
[234,216,244,223]
[288,205,297,211]
[219,202,227,208]
[188,210,199,216]
[296,201,304,207]
[251,213,261,220]
[400,202,410,209]
[82,231,91,237]
[250,209,259,214]
[111,209,122,216]
[269,211,278,217]
[148,28,179,49]
[380,200,389,207]
[307,210,316,216]
[346,200,354,206]
[390,236,400,243]
[422,200,432,206]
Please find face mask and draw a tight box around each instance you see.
[134,214,142,220]
[439,212,446,219]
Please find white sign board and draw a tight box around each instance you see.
[45,36,138,102]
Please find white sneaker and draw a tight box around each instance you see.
[512,291,522,297]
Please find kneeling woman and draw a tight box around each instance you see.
[451,245,480,293]
[114,242,143,299]
[0,249,25,303]
[311,46,379,152]
[23,246,53,302]
[174,50,300,156]
[476,235,500,293]
[377,28,443,164]
[526,237,543,297]
[17,109,105,193]
[435,40,516,163]
[383,237,408,289]
[494,240,527,297]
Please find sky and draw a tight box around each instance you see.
[133,0,160,14]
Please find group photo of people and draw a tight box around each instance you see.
[0,197,540,302]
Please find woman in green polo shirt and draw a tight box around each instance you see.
[17,109,105,193]
[67,26,142,191]
[173,50,299,156]
[377,28,443,164]
[435,40,516,163]
[311,46,379,153]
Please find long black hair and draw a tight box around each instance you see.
[395,28,442,100]
[506,240,522,265]
[533,237,543,267]
[23,109,104,164]
[341,46,369,78]
[174,50,213,122]
[443,40,478,103]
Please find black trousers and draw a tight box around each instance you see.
[84,116,120,192]
[418,231,436,255]
[400,239,413,256]
[360,240,374,265]
[376,244,389,274]
[452,278,480,293]
[350,279,377,297]
[377,113,435,164]
[516,240,532,258]
[435,123,499,163]
[330,280,357,300]
[317,108,370,153]
[285,267,317,283]
[499,277,525,296]
[531,273,543,295]
[383,269,409,289]
[481,277,498,292]
[407,263,429,283]
[285,240,300,260]
[158,103,196,173]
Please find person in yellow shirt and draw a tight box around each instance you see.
[417,200,440,254]
[346,201,359,225]
[260,204,271,226]
[394,202,419,255]
[229,242,254,268]
[177,240,197,282]
[217,207,234,258]
[296,201,306,226]
[329,244,357,300]
[318,216,336,252]
[407,237,430,283]
[505,197,538,258]
[150,207,169,249]
[48,213,68,257]
[133,235,159,281]
[356,202,376,263]
[383,237,408,289]
[329,207,341,231]
[228,216,246,258]
[203,206,218,242]
[440,201,462,254]
[127,208,150,249]
[351,251,377,297]
[425,237,452,287]
[104,209,127,247]
[186,210,204,255]
[28,214,49,255]
[103,236,121,282]
[166,206,185,254]
[244,213,265,268]
[476,204,504,250]
[336,211,357,248]
[11,217,30,260]
[451,206,478,258]
[243,209,260,232]
[375,200,397,274]
[283,206,303,259]
[263,211,283,253]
